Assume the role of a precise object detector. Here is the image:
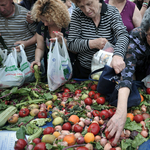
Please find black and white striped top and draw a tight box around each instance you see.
[67,1,129,70]
[0,3,37,63]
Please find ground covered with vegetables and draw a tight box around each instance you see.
[0,78,150,150]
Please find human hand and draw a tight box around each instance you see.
[110,55,125,74]
[50,31,64,44]
[106,110,127,145]
[14,41,26,51]
[30,61,41,73]
[26,11,34,24]
[89,38,108,49]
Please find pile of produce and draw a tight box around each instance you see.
[0,75,150,150]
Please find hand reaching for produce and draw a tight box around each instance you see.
[106,110,127,146]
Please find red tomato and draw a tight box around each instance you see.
[146,88,150,94]
[134,114,143,123]
[91,84,97,91]
[96,97,105,105]
[87,123,100,135]
[105,130,109,139]
[14,139,27,150]
[88,91,95,98]
[94,93,101,99]
[64,88,70,93]
[19,108,29,117]
[34,142,46,150]
[84,97,92,105]
[62,92,70,98]
[38,111,47,118]
[76,147,88,150]
[75,90,82,95]
[110,148,116,150]
[99,110,109,120]
[33,138,41,145]
[107,109,115,117]
[43,127,54,134]
[62,122,72,131]
[109,137,117,147]
[74,124,83,133]
[92,110,100,117]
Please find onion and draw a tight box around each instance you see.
[94,116,100,122]
[76,136,85,144]
[27,144,34,150]
[86,105,92,110]
[91,120,99,124]
[130,130,139,139]
[74,133,82,139]
[104,143,112,150]
[13,114,19,118]
[125,130,130,138]
[99,119,104,125]
[100,138,107,147]
[80,117,85,122]
[57,134,65,140]
[78,121,85,128]
[141,105,147,112]
[54,125,62,131]
[85,143,93,150]
[61,130,70,135]
[141,130,148,138]
[140,121,146,127]
[120,130,125,137]
[80,101,85,106]
[87,112,92,118]
[92,100,96,103]
[142,113,150,120]
[94,135,101,142]
[84,119,91,126]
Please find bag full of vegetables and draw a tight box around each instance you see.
[0,48,25,88]
[47,37,72,91]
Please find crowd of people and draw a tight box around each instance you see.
[0,0,150,146]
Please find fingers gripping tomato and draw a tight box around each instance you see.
[19,108,29,117]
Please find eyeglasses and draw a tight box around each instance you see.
[145,33,150,38]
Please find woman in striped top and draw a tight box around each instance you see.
[67,0,129,79]
[67,0,129,145]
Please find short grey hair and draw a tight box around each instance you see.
[141,8,150,32]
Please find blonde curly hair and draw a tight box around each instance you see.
[31,0,70,28]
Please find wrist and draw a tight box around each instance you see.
[89,39,95,49]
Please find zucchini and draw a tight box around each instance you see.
[28,127,43,142]
[0,106,17,127]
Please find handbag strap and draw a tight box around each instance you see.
[0,35,8,49]
[88,67,105,81]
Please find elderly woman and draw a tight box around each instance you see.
[107,8,150,145]
[30,0,70,72]
[67,0,129,79]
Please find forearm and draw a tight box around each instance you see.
[116,87,130,113]
[25,34,37,47]
[35,48,44,62]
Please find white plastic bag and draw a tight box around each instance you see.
[0,49,25,88]
[91,42,114,78]
[47,37,72,91]
[142,75,150,88]
[17,45,34,82]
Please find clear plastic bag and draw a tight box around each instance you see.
[0,49,25,88]
[47,37,72,91]
[142,75,150,88]
[91,42,114,79]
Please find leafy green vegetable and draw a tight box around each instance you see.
[95,142,103,150]
[124,118,142,132]
[121,139,132,150]
[16,126,26,139]
[26,123,39,135]
[132,133,147,148]
[43,93,53,100]
[30,118,52,126]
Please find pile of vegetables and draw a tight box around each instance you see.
[0,78,150,150]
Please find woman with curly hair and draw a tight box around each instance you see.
[30,0,70,72]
